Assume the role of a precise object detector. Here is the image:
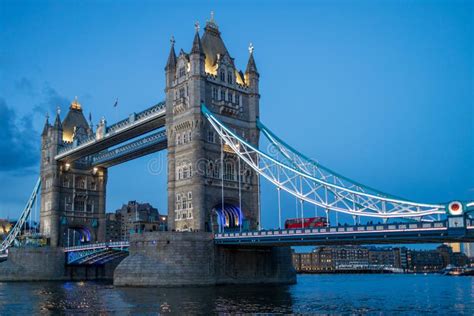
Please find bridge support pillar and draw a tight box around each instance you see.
[113,232,296,286]
[0,247,66,281]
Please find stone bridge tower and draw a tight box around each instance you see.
[165,15,260,232]
[40,99,107,247]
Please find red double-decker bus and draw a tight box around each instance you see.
[284,216,328,229]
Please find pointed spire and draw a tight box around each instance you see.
[41,112,50,136]
[53,106,62,130]
[245,43,258,74]
[165,35,177,71]
[191,23,204,55]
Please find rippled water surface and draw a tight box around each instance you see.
[0,274,473,314]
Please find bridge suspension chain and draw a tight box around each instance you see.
[0,177,41,253]
[202,104,446,219]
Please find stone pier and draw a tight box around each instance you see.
[113,231,296,286]
[0,247,66,281]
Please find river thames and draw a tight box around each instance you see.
[0,274,472,314]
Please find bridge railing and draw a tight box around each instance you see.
[64,241,129,252]
[215,221,448,238]
[107,102,166,134]
[56,102,166,158]
[91,129,166,165]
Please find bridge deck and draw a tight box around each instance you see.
[55,103,166,162]
[215,220,474,246]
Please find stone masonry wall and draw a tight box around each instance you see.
[113,231,296,286]
[0,247,66,281]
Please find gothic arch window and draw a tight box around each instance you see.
[183,166,188,179]
[224,161,235,181]
[183,133,188,143]
[227,71,233,84]
[220,69,226,82]
[176,133,181,145]
[207,161,213,176]
[74,198,85,212]
[76,177,86,189]
[207,130,215,143]
[65,196,72,211]
[212,87,218,100]
[179,67,186,78]
[179,87,185,98]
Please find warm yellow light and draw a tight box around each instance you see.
[70,97,82,111]
[64,163,71,171]
[205,60,217,75]
[235,70,245,85]
[93,167,98,175]
[62,133,73,142]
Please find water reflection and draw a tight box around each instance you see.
[0,275,473,314]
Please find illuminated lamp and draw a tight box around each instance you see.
[448,201,463,216]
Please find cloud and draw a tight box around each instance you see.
[0,99,39,172]
[14,77,36,97]
[32,84,71,115]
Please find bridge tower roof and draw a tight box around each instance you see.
[62,97,90,142]
[201,12,231,68]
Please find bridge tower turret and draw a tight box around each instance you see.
[165,14,260,232]
[40,100,107,247]
[40,110,63,247]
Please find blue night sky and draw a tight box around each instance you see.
[0,0,472,235]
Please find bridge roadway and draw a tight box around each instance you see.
[62,218,474,264]
[55,102,166,163]
[214,218,474,246]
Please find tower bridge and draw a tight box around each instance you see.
[0,13,473,285]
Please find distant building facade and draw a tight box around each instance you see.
[105,201,167,241]
[292,244,468,273]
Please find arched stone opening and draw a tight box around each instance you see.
[211,203,244,233]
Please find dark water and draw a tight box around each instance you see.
[0,274,473,314]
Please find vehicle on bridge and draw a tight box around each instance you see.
[285,216,328,229]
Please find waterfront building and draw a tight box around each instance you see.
[292,245,469,273]
[368,247,402,268]
[332,246,369,268]
[408,249,444,272]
